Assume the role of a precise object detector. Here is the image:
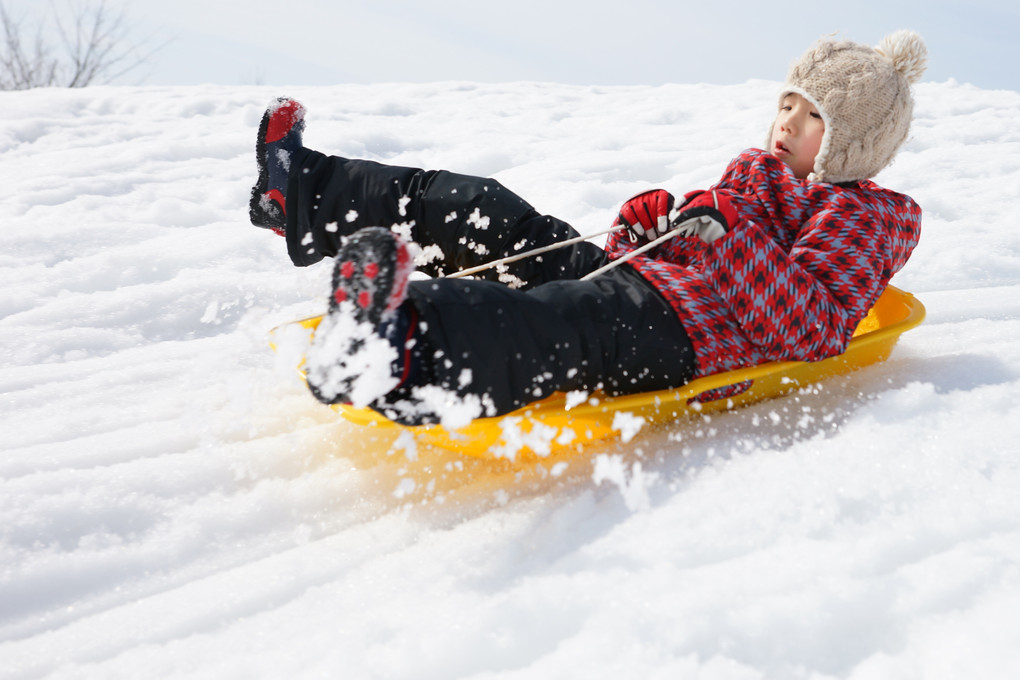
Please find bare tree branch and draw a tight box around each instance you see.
[1,0,160,89]
[1,2,55,89]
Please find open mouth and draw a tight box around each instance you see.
[774,140,791,155]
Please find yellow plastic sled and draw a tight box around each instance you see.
[273,285,924,462]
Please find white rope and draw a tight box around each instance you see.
[443,224,626,279]
[440,221,691,283]
[579,226,688,281]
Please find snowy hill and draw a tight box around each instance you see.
[2,80,1019,679]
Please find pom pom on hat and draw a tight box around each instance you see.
[769,30,928,183]
[875,29,929,85]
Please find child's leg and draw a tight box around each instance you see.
[284,149,610,284]
[375,264,696,425]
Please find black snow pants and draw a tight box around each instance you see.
[284,148,697,424]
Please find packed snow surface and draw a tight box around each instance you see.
[2,80,1019,679]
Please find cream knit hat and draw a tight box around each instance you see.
[769,30,928,183]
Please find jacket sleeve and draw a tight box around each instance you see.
[688,149,923,362]
[698,200,890,360]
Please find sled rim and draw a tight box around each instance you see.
[271,285,925,460]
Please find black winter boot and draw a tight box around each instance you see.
[305,228,417,406]
[249,97,305,234]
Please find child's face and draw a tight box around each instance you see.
[769,93,825,179]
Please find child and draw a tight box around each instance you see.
[250,31,927,426]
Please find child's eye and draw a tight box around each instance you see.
[810,112,822,119]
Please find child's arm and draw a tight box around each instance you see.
[700,152,921,360]
[700,203,890,360]
[604,149,921,367]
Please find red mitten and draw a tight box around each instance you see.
[670,190,739,244]
[615,189,675,242]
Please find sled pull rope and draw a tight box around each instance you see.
[579,226,689,281]
[444,224,626,280]
[443,222,691,282]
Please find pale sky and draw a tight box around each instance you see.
[4,0,1018,91]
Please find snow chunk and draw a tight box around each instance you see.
[490,417,560,462]
[565,389,589,410]
[393,477,416,499]
[592,454,657,512]
[612,411,646,443]
[466,207,490,230]
[275,148,292,172]
[392,429,418,462]
[304,303,400,408]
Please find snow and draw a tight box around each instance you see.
[304,306,401,408]
[2,80,1020,678]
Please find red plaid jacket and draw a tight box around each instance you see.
[605,149,922,379]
